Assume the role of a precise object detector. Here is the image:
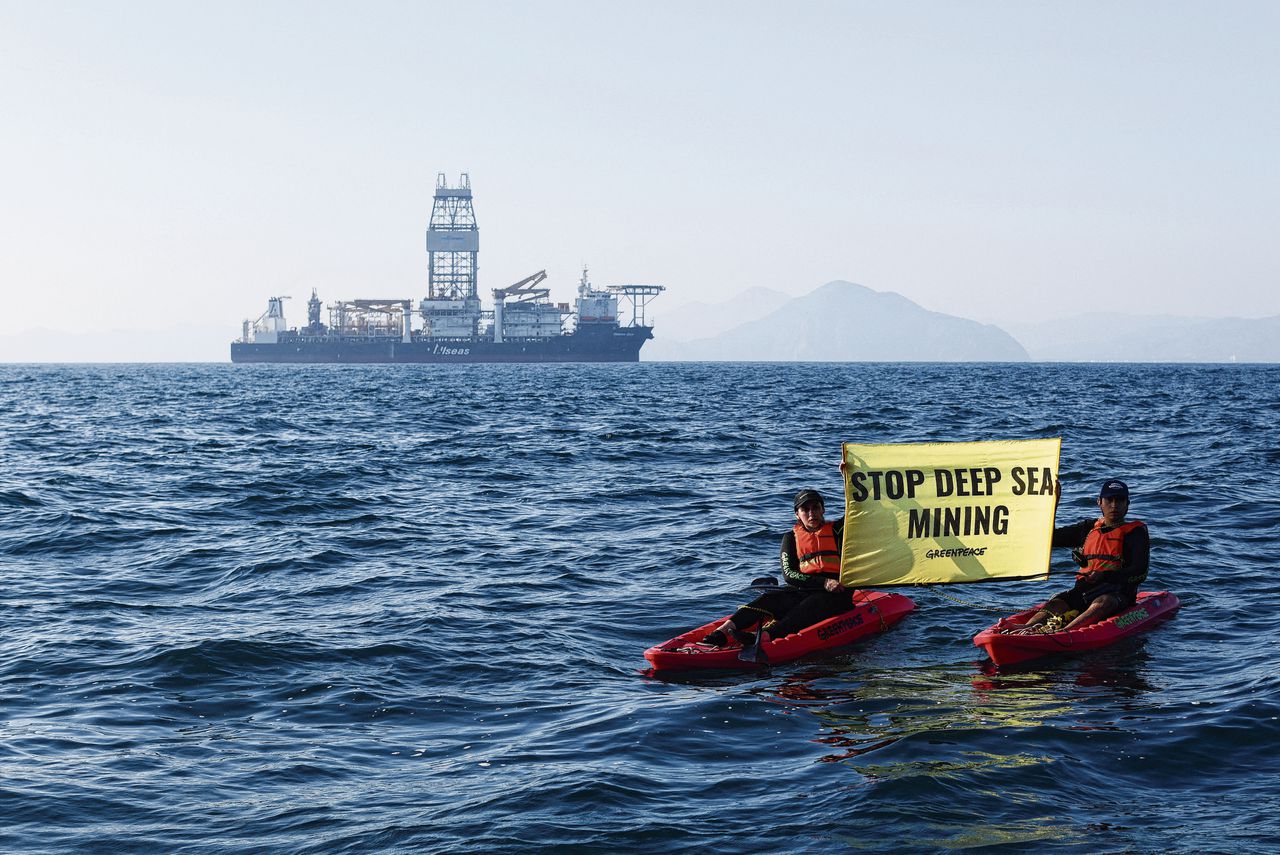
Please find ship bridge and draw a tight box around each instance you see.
[573,267,664,329]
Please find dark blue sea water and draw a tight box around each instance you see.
[2,362,1278,853]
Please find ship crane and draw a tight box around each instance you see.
[491,270,570,344]
[493,270,550,303]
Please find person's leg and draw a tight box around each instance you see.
[1007,590,1079,635]
[703,589,805,645]
[1009,604,1057,633]
[757,590,851,640]
[1062,593,1123,631]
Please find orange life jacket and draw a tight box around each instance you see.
[794,522,841,575]
[1076,519,1146,584]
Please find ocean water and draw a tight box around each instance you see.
[1,362,1277,853]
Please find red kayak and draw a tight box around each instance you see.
[973,590,1180,667]
[644,590,915,671]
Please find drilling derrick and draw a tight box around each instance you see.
[426,173,478,299]
[420,173,481,337]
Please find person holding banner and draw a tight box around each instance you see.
[1009,478,1150,635]
[701,488,855,647]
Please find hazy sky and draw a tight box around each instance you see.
[2,0,1278,343]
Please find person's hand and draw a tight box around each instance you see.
[1054,478,1061,507]
[824,578,843,593]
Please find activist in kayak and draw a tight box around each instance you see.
[1006,478,1149,635]
[701,488,856,647]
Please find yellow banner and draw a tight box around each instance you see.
[840,438,1061,586]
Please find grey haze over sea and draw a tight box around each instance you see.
[2,362,1277,853]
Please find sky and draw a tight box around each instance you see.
[2,1,1278,356]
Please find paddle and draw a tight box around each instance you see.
[738,627,769,663]
[737,576,779,663]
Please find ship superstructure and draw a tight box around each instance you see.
[231,174,663,363]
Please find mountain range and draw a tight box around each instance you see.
[646,281,1028,362]
[648,281,1279,363]
[1003,313,1280,362]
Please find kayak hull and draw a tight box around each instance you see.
[973,590,1180,667]
[643,590,915,672]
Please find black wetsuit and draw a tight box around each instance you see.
[727,517,854,638]
[1049,518,1150,613]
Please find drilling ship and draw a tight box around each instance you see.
[230,174,663,364]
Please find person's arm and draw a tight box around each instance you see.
[779,531,805,587]
[1123,523,1150,585]
[823,517,847,592]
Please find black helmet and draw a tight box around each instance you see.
[793,489,824,510]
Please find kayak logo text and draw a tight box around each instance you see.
[1112,608,1149,629]
[817,612,865,641]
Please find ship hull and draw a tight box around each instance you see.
[230,325,652,364]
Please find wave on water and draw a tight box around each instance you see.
[1,362,1278,852]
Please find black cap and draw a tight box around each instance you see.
[1099,479,1130,499]
[793,489,824,510]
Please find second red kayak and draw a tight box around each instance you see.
[973,590,1180,667]
[644,590,915,671]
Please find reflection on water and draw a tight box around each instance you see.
[755,664,1068,764]
[751,654,1168,851]
[871,819,1079,850]
[973,653,1158,696]
[755,649,1162,767]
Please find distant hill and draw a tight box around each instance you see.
[649,287,793,347]
[648,281,1029,362]
[1005,313,1280,362]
